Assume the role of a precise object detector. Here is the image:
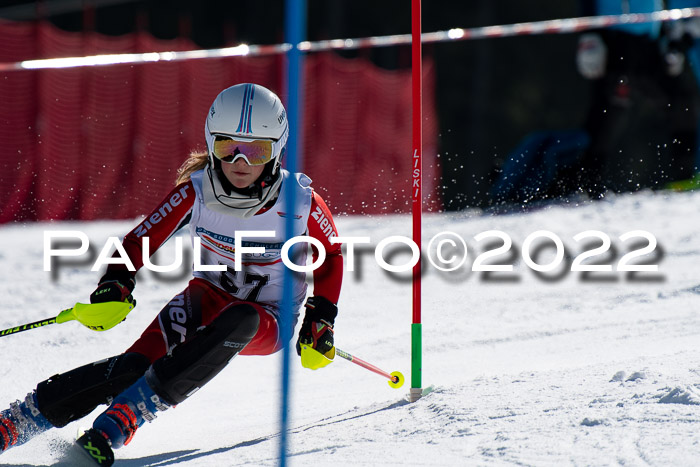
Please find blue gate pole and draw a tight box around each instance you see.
[279,0,305,465]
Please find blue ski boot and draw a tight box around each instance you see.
[88,374,170,451]
[0,392,53,453]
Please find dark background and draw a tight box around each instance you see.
[2,1,692,210]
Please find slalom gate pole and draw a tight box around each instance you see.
[279,0,305,465]
[335,348,404,388]
[410,0,424,403]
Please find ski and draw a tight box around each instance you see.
[74,429,114,466]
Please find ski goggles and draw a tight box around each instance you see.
[212,137,275,166]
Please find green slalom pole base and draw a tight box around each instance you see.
[410,322,423,402]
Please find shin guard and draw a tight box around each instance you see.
[147,304,260,405]
[35,352,150,427]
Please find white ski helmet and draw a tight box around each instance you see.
[204,83,289,217]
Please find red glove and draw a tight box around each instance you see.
[90,272,136,305]
[296,296,337,356]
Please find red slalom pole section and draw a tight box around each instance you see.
[410,0,423,403]
[335,348,404,389]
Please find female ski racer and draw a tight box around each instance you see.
[0,83,343,465]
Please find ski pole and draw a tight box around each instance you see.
[0,301,135,338]
[335,347,404,388]
[0,316,62,337]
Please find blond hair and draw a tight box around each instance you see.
[176,150,209,185]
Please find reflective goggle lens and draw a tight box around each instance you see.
[213,138,274,165]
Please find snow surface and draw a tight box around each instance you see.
[1,189,700,466]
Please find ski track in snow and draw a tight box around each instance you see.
[0,189,699,466]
